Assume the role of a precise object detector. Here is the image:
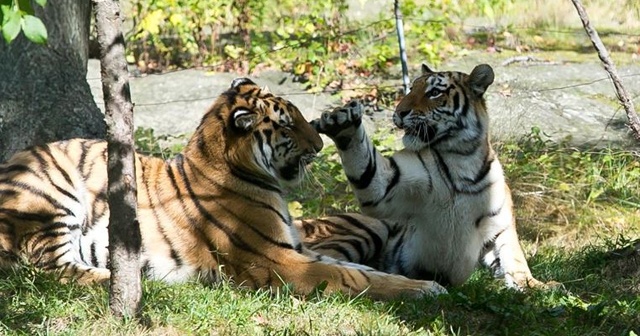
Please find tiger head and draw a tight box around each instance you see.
[193,78,323,188]
[393,64,495,151]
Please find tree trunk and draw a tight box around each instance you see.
[0,0,106,162]
[93,0,142,318]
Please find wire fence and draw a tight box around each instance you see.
[85,14,640,108]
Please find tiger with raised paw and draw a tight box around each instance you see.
[0,78,446,300]
[304,64,552,289]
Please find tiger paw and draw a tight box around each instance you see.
[311,100,364,145]
[420,280,448,297]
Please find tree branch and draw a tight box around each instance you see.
[571,0,640,142]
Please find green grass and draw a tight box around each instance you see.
[2,130,638,335]
[1,243,638,335]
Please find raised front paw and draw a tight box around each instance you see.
[311,100,364,139]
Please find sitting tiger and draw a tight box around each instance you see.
[0,78,446,300]
[302,64,550,289]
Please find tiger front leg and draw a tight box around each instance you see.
[312,101,396,210]
[481,224,551,290]
[312,100,366,150]
[264,252,447,300]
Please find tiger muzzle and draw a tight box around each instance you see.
[393,110,411,128]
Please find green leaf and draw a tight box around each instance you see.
[2,9,21,43]
[17,0,33,15]
[34,0,46,7]
[21,14,47,44]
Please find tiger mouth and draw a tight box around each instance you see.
[404,124,437,144]
[279,153,317,181]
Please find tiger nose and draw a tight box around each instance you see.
[393,110,410,128]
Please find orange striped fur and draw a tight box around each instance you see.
[0,78,445,300]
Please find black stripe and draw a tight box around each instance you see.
[0,180,74,216]
[0,189,17,197]
[141,161,185,269]
[87,189,109,233]
[334,214,384,255]
[416,153,434,192]
[317,243,354,261]
[31,147,79,201]
[470,153,494,184]
[41,145,74,186]
[174,155,279,263]
[0,208,55,222]
[210,193,296,251]
[91,241,99,266]
[78,141,91,179]
[346,148,376,190]
[433,149,454,190]
[0,164,31,175]
[474,203,504,228]
[230,166,281,193]
[186,157,289,224]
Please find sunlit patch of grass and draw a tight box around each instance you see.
[497,127,640,249]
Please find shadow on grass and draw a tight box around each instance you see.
[0,267,107,334]
[386,244,639,335]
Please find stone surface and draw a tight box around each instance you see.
[87,53,640,147]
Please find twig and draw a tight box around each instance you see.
[571,0,640,142]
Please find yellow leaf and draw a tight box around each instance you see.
[140,10,165,35]
[288,201,303,218]
[169,13,184,26]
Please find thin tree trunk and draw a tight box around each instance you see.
[571,0,640,142]
[93,0,142,318]
[394,0,410,95]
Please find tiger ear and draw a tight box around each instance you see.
[421,64,435,75]
[469,64,494,97]
[262,85,271,94]
[231,77,256,89]
[232,109,257,130]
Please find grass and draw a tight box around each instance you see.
[1,129,639,335]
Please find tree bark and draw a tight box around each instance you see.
[571,0,640,142]
[93,0,142,318]
[0,0,106,162]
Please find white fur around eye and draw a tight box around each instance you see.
[233,109,255,130]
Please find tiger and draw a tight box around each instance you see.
[302,64,550,289]
[0,77,447,300]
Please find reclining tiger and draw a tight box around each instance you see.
[0,78,446,300]
[301,64,551,289]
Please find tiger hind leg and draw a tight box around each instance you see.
[294,213,390,268]
[15,220,111,285]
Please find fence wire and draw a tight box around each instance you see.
[85,14,640,108]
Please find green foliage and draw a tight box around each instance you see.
[0,0,47,44]
[134,127,186,158]
[499,127,640,222]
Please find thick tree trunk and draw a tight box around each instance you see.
[93,0,142,318]
[0,0,106,162]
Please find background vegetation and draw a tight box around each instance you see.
[2,0,639,335]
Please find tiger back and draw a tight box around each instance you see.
[0,78,445,300]
[307,64,552,289]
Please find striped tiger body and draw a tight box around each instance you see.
[307,64,548,289]
[0,78,446,300]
